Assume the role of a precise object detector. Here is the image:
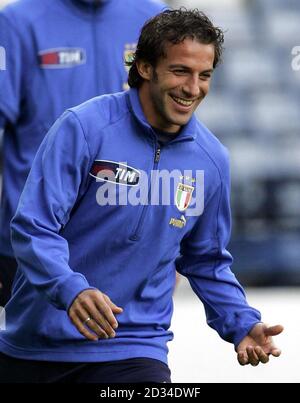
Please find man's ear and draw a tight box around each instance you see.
[136,60,153,81]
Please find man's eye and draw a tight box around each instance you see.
[173,70,186,75]
[200,74,211,80]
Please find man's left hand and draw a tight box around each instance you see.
[237,323,284,366]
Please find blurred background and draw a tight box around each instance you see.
[1,0,299,383]
[169,0,300,287]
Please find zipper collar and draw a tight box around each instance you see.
[126,88,197,144]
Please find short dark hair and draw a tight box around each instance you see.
[126,8,224,88]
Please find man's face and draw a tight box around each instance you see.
[138,39,215,133]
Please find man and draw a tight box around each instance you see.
[0,9,283,383]
[0,0,166,306]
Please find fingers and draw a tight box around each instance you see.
[264,324,284,337]
[237,348,259,366]
[237,346,269,366]
[247,346,259,366]
[77,308,110,339]
[69,305,108,340]
[69,313,98,341]
[254,346,269,364]
[98,294,123,329]
[103,294,124,314]
[237,350,248,366]
[270,348,281,357]
[83,300,116,337]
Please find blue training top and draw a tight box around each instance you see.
[0,89,261,363]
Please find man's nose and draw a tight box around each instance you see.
[182,75,201,98]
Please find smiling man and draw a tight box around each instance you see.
[137,39,214,132]
[0,9,283,383]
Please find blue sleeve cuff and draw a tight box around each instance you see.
[52,273,97,312]
[208,308,262,349]
[229,310,262,349]
[233,319,262,349]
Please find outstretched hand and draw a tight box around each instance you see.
[237,323,284,366]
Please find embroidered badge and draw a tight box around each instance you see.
[175,183,194,211]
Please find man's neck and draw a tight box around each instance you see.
[151,127,180,145]
[138,85,180,134]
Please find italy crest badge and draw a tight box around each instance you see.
[175,183,194,211]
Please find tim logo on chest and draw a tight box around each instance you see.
[89,160,140,186]
[39,48,86,68]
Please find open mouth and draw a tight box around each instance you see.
[170,95,194,108]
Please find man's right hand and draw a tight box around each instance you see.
[68,289,123,341]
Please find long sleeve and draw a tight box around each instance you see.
[0,13,24,124]
[176,155,261,348]
[11,111,93,311]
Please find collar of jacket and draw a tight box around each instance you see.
[127,88,197,144]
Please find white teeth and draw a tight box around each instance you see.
[172,96,193,106]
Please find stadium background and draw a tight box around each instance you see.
[0,0,299,383]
